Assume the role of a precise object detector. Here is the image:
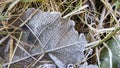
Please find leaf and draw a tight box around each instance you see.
[100,36,120,68]
[3,8,98,68]
[22,8,87,66]
[19,8,87,67]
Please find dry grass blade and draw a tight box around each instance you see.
[7,32,23,68]
[50,0,58,11]
[17,43,38,61]
[31,53,45,67]
[93,27,120,48]
[96,27,115,33]
[0,35,9,45]
[98,7,106,28]
[61,0,77,15]
[19,8,40,27]
[63,5,88,18]
[95,47,100,67]
[3,52,41,67]
[9,38,13,65]
[5,0,20,15]
[101,0,119,27]
[25,24,44,48]
[0,0,13,4]
[9,2,31,26]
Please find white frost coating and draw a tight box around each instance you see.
[21,8,87,67]
[48,53,65,68]
[5,8,98,68]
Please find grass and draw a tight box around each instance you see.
[0,0,120,68]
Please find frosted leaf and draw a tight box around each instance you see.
[3,8,98,68]
[21,8,87,67]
